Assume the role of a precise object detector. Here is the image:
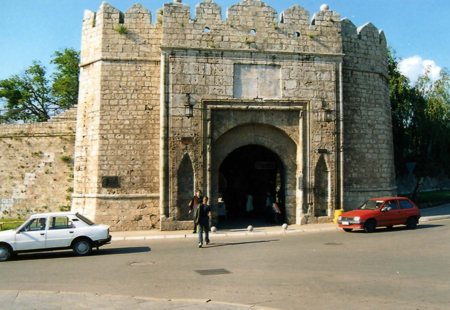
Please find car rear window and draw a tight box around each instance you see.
[399,200,414,209]
[50,216,75,229]
[75,213,95,225]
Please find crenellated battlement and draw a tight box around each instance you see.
[341,19,387,47]
[83,3,153,28]
[160,0,342,54]
[341,18,388,77]
[80,0,388,63]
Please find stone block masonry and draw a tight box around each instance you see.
[0,110,76,219]
[70,0,396,230]
[0,0,396,230]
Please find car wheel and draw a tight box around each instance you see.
[72,238,92,256]
[364,220,376,233]
[406,217,418,230]
[0,244,12,262]
[343,228,353,232]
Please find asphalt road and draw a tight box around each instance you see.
[1,219,450,310]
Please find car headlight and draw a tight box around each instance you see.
[353,216,360,223]
[338,216,342,221]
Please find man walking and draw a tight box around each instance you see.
[189,189,202,233]
[194,196,211,248]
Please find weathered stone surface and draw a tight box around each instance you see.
[0,1,396,230]
[0,110,76,219]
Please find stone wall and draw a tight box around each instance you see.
[72,3,162,230]
[341,19,396,210]
[161,1,343,227]
[68,0,394,230]
[0,110,76,219]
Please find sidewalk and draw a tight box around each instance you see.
[419,203,450,221]
[110,222,338,242]
[0,290,277,310]
[110,203,450,241]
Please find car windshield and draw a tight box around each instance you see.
[75,213,95,225]
[358,200,383,210]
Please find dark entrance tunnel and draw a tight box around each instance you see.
[218,145,285,227]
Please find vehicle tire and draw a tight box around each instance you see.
[406,217,418,230]
[364,220,376,233]
[343,228,353,232]
[0,244,12,262]
[72,238,92,256]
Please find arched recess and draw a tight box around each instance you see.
[219,144,285,223]
[314,154,330,217]
[212,123,299,224]
[176,154,194,220]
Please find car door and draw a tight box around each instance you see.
[14,217,47,251]
[45,216,76,248]
[376,200,400,226]
[384,200,402,225]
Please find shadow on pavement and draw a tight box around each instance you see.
[347,223,444,234]
[201,239,279,248]
[11,246,151,262]
[100,246,151,255]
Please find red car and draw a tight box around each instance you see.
[337,197,421,233]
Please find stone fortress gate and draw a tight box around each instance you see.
[72,0,396,231]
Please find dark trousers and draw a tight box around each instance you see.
[198,222,210,244]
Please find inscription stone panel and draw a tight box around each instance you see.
[233,64,281,99]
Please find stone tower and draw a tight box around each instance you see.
[72,0,396,231]
[341,20,396,208]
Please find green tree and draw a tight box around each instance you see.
[0,48,79,123]
[389,49,450,185]
[51,48,80,109]
[388,50,418,174]
[415,68,450,175]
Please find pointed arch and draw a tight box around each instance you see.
[314,154,330,217]
[176,153,194,220]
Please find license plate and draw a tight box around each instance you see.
[342,221,349,225]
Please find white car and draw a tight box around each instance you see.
[0,212,111,261]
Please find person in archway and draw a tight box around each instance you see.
[265,191,274,223]
[194,196,211,248]
[274,189,283,224]
[245,193,254,218]
[188,189,202,233]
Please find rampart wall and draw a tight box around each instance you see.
[0,109,76,219]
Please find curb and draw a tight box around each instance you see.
[110,215,450,241]
[111,225,339,241]
[420,215,450,222]
[0,290,279,310]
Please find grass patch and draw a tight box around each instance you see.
[0,219,24,231]
[410,190,450,208]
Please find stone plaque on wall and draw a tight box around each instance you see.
[233,64,281,99]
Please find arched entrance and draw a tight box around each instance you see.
[218,145,285,226]
[210,122,300,228]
